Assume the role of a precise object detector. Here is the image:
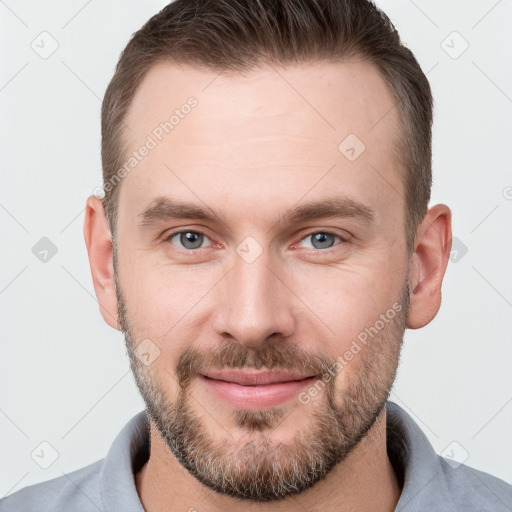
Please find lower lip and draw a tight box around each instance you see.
[199,375,318,410]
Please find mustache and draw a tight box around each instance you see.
[176,341,336,388]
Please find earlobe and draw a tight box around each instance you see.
[406,204,452,329]
[83,195,120,330]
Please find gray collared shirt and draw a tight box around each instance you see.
[1,401,511,511]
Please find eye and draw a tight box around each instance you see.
[166,230,212,250]
[298,231,344,250]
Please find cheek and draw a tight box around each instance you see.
[118,251,221,349]
[290,260,404,358]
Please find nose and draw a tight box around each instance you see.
[212,250,296,348]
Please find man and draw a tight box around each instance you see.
[2,0,511,510]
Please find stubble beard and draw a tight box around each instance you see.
[115,267,409,502]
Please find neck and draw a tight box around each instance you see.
[136,406,402,512]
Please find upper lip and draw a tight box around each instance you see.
[201,369,317,386]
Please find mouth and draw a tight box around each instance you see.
[202,368,318,385]
[199,369,319,410]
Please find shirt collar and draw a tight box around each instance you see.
[386,400,446,510]
[100,410,149,512]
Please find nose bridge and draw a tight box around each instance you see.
[213,249,295,346]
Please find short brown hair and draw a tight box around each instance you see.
[101,0,433,252]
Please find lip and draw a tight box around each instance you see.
[199,369,318,410]
[202,369,317,385]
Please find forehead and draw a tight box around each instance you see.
[125,59,398,143]
[119,60,403,228]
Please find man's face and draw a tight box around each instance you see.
[114,61,411,501]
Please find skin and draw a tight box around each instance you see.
[84,60,451,511]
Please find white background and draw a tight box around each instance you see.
[1,0,511,498]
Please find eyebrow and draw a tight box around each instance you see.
[137,195,376,229]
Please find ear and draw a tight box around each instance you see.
[83,195,120,330]
[407,204,452,329]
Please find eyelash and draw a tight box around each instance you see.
[164,229,348,252]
